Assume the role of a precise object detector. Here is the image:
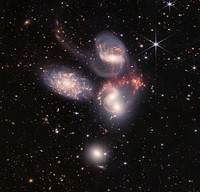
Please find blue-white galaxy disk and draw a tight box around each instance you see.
[42,67,93,101]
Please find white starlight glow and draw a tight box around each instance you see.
[192,66,196,70]
[103,89,125,116]
[86,144,107,167]
[97,76,145,121]
[168,2,172,6]
[185,65,200,73]
[154,42,159,47]
[99,49,125,65]
[98,165,105,169]
[93,149,103,159]
[158,1,178,14]
[90,146,104,161]
[140,33,173,54]
[138,28,175,65]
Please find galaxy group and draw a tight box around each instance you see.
[1,0,200,192]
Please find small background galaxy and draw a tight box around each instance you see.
[1,0,200,191]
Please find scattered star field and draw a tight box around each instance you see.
[1,0,200,191]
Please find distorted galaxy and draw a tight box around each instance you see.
[42,66,93,101]
[1,0,200,191]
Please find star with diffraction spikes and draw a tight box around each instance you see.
[138,26,176,66]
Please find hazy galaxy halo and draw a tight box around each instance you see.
[41,20,145,168]
[3,1,199,189]
[42,66,93,101]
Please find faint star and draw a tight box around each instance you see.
[24,19,31,26]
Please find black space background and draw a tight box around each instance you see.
[1,0,200,191]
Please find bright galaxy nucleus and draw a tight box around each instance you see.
[98,84,125,117]
[98,74,145,119]
[85,144,107,168]
[93,32,127,77]
[42,67,93,101]
[98,83,127,119]
[103,89,124,115]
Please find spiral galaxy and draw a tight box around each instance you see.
[42,67,93,101]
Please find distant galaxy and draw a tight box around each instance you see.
[54,24,144,121]
[54,25,145,120]
[85,144,107,168]
[102,88,125,115]
[3,0,200,191]
[92,32,128,77]
[55,22,129,78]
[95,32,126,66]
[2,0,200,191]
[97,72,145,119]
[97,82,126,118]
[42,66,93,101]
